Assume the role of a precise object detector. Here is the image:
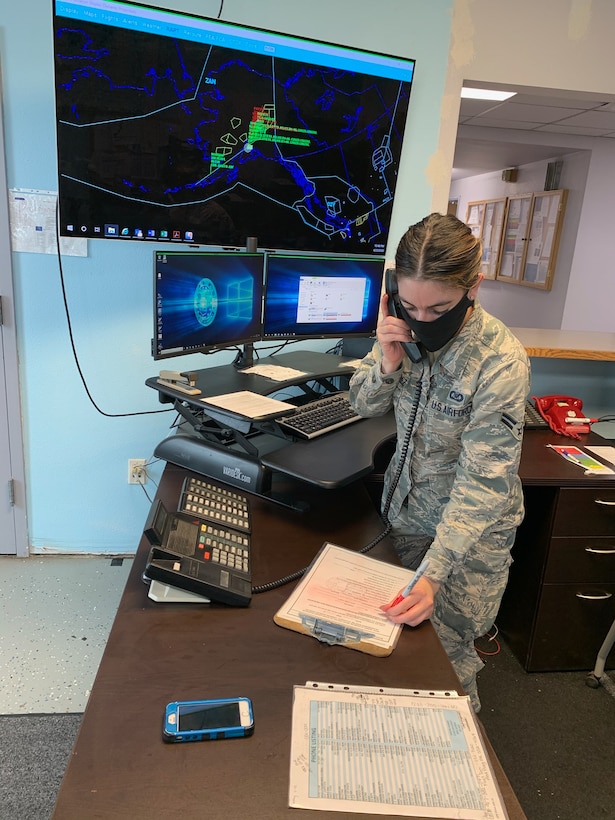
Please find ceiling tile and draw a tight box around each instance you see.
[557,109,615,128]
[511,93,603,110]
[454,83,615,180]
[459,98,503,117]
[464,118,544,130]
[479,102,587,123]
[536,123,615,136]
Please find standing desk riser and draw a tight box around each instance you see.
[147,349,397,490]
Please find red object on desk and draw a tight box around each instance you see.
[532,395,592,438]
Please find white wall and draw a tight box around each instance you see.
[449,139,591,328]
[561,138,615,330]
[436,0,615,332]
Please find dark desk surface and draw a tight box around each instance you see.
[147,349,359,404]
[519,429,615,486]
[260,410,396,488]
[52,466,525,820]
[262,425,615,492]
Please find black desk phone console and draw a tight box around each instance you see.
[142,497,252,606]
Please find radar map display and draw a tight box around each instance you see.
[54,0,415,254]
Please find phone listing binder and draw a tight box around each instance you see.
[289,682,509,819]
[273,542,417,656]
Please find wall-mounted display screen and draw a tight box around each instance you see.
[262,254,384,340]
[53,0,415,255]
[153,251,264,360]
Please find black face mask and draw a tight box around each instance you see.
[398,291,474,352]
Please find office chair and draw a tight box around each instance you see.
[586,618,615,695]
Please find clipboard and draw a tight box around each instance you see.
[273,542,416,656]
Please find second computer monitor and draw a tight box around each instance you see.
[262,254,384,341]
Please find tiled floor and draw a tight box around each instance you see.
[0,556,132,714]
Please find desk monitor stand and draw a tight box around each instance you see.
[232,341,255,370]
[232,236,258,370]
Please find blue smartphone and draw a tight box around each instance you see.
[163,697,254,743]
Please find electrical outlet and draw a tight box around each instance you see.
[128,458,147,485]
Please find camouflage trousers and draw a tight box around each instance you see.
[392,530,514,713]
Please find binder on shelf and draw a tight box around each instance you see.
[273,542,417,656]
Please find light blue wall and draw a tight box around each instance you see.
[1,0,454,553]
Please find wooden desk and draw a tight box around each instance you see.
[500,430,615,671]
[518,429,615,486]
[52,467,525,820]
[510,327,615,361]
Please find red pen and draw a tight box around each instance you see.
[384,559,430,609]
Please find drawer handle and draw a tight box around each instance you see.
[585,548,615,555]
[594,499,615,506]
[576,592,613,601]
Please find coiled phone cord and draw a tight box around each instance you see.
[252,361,424,594]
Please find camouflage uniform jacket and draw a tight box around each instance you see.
[348,303,530,585]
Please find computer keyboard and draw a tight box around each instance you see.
[524,399,549,429]
[275,391,362,440]
[178,476,251,532]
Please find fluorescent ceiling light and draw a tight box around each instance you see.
[461,87,517,101]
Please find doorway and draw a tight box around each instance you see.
[0,87,27,556]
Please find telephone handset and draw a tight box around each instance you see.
[384,269,423,363]
[532,394,590,438]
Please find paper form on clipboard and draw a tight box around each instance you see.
[273,542,415,656]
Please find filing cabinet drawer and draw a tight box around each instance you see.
[552,487,615,537]
[528,582,615,671]
[544,536,615,583]
[500,481,615,672]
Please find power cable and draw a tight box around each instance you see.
[54,202,172,418]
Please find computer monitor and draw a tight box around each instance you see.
[53,0,416,255]
[262,254,384,341]
[153,251,264,361]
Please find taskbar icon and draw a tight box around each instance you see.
[102,224,194,241]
